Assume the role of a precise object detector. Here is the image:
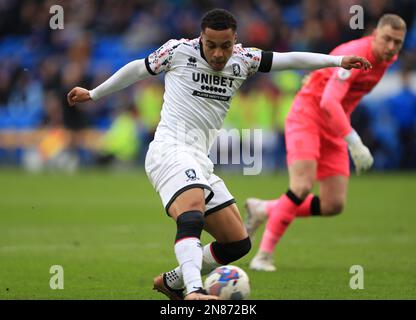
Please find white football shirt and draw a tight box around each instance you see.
[145,37,271,155]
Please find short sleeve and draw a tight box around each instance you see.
[145,39,183,75]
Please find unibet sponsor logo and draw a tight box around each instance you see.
[192,73,234,88]
[191,72,234,101]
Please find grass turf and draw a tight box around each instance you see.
[0,169,415,299]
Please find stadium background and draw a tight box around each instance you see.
[0,0,415,300]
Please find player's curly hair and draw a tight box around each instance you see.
[201,8,237,31]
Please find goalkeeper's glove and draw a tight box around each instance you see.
[345,129,374,175]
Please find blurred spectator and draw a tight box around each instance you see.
[96,103,140,168]
[387,67,416,168]
[22,91,75,173]
[6,67,44,129]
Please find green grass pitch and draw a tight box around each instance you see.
[0,169,415,299]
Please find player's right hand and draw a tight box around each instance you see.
[341,55,372,70]
[67,87,91,106]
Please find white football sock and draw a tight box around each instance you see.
[167,243,222,290]
[174,238,203,294]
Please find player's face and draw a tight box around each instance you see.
[201,28,236,71]
[372,25,405,62]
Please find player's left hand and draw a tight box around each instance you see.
[345,130,374,175]
[349,143,374,175]
[341,55,372,70]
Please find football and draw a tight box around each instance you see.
[204,265,251,300]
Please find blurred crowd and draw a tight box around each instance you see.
[0,0,415,171]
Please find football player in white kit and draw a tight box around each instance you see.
[67,9,371,300]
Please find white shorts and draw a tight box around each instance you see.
[145,141,235,216]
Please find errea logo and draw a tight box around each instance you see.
[187,57,197,67]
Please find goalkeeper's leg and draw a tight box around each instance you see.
[249,172,348,271]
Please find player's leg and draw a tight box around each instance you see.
[202,176,250,275]
[249,131,350,271]
[315,135,350,216]
[248,173,348,273]
[154,188,219,300]
[253,174,348,215]
[245,97,321,238]
[245,191,320,237]
[249,100,321,271]
[167,188,219,300]
[168,188,205,219]
[201,203,251,271]
[160,177,251,297]
[249,159,318,271]
[247,130,349,229]
[147,142,218,300]
[258,174,348,222]
[319,175,348,215]
[246,162,321,239]
[161,204,251,293]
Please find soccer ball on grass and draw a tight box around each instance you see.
[204,265,250,300]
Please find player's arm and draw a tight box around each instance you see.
[320,69,374,175]
[67,39,182,106]
[261,52,371,71]
[67,59,151,106]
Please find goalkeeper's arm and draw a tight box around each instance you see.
[319,68,373,175]
[345,129,374,175]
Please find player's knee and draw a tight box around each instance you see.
[211,237,251,264]
[322,201,344,216]
[330,202,344,215]
[291,183,313,200]
[175,211,205,242]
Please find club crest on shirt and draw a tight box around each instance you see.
[185,169,199,181]
[232,63,241,76]
[337,68,352,81]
